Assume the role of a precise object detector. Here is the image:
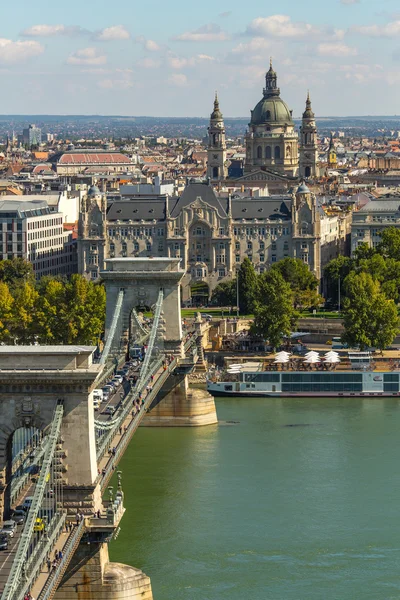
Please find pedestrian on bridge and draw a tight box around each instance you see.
[46,557,51,572]
[119,426,122,436]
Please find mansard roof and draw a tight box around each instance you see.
[169,181,229,218]
[231,197,291,220]
[107,199,166,221]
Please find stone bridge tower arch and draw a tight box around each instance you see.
[0,346,100,519]
[101,258,185,356]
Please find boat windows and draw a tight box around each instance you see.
[224,385,233,391]
[282,383,363,393]
[244,373,280,383]
[281,373,362,383]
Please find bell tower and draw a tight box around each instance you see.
[299,92,318,179]
[207,93,227,181]
[328,132,337,167]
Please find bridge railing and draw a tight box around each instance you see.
[100,289,124,365]
[1,402,64,600]
[10,437,50,507]
[37,518,85,600]
[98,334,198,489]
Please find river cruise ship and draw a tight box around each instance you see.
[206,352,400,397]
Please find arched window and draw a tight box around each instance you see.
[266,110,271,119]
[274,146,281,159]
[213,166,219,178]
[286,145,291,158]
[305,166,311,178]
[257,146,262,159]
[265,146,271,159]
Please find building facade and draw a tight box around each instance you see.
[351,196,400,254]
[0,199,77,279]
[78,181,350,300]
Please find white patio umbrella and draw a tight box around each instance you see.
[304,354,321,364]
[274,351,290,359]
[304,351,320,358]
[274,354,290,363]
[324,353,340,364]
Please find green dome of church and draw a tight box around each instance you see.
[251,96,293,126]
[250,60,294,126]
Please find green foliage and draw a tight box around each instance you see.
[342,272,399,351]
[0,258,34,286]
[211,279,237,307]
[272,257,323,309]
[376,227,400,260]
[0,282,13,340]
[251,270,299,349]
[0,266,106,345]
[238,258,257,314]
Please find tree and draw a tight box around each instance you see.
[9,281,39,343]
[238,258,257,314]
[342,272,399,351]
[376,227,400,260]
[0,282,14,341]
[324,255,354,303]
[272,257,323,309]
[251,270,298,349]
[0,258,34,287]
[211,279,236,307]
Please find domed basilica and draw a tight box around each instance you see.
[207,61,318,189]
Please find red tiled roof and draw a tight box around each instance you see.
[58,153,131,165]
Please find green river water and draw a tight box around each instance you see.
[109,397,400,599]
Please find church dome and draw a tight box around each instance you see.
[88,185,101,197]
[251,97,293,126]
[250,60,294,126]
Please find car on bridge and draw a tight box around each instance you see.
[104,406,116,416]
[11,509,25,525]
[0,535,8,550]
[1,520,16,537]
[34,518,45,532]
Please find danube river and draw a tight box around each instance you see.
[110,397,400,599]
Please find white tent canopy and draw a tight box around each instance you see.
[304,355,321,364]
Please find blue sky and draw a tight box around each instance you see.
[2,0,400,116]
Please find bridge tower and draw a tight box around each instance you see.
[101,257,218,427]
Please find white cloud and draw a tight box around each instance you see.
[135,36,160,51]
[167,53,215,69]
[21,24,86,37]
[96,25,130,41]
[317,42,358,56]
[173,23,229,42]
[232,37,271,54]
[67,47,107,65]
[168,73,188,87]
[136,57,161,69]
[352,20,400,37]
[245,15,319,38]
[0,38,44,64]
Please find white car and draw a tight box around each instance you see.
[1,521,16,537]
[113,375,123,384]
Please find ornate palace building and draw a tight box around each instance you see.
[78,181,350,302]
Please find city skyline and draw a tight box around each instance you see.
[2,0,400,117]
